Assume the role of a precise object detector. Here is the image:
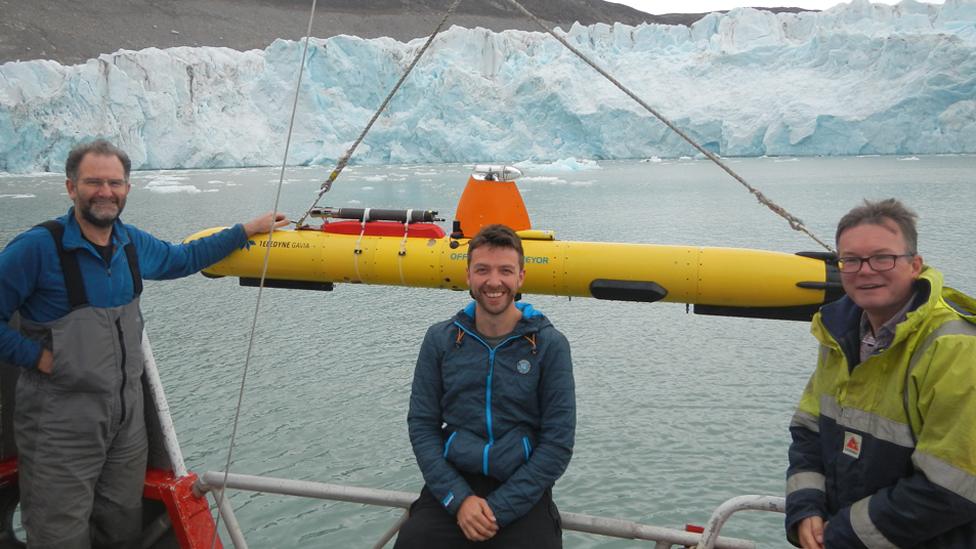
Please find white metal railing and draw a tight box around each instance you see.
[142,333,188,478]
[698,495,787,548]
[197,471,786,549]
[143,334,786,549]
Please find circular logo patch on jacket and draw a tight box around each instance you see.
[516,359,532,374]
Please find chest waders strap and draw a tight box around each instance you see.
[37,221,143,309]
[123,239,143,297]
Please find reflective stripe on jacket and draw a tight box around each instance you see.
[786,266,976,548]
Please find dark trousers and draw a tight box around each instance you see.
[394,473,562,549]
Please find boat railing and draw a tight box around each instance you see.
[142,331,786,549]
[195,471,785,549]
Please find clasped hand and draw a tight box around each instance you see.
[798,516,827,549]
[457,496,498,541]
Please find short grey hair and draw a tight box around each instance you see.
[836,198,919,254]
[65,139,131,182]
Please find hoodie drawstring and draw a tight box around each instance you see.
[456,326,538,354]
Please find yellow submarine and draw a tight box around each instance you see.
[185,165,841,321]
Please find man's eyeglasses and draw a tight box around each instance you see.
[79,178,127,189]
[837,254,914,273]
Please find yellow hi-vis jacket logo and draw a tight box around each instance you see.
[843,432,862,459]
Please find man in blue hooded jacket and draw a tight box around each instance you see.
[0,139,287,549]
[395,224,576,548]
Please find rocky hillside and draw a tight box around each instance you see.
[0,0,813,65]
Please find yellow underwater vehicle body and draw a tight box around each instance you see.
[186,165,841,321]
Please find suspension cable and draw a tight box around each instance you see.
[503,0,834,252]
[295,0,464,228]
[209,2,319,546]
[208,2,831,543]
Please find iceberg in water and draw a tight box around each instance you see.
[515,157,602,172]
[1,0,975,173]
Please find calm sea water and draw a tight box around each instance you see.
[1,156,974,547]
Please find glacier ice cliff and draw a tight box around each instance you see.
[1,0,974,172]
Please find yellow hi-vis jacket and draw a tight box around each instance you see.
[786,266,976,548]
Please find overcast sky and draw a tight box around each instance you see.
[606,0,945,14]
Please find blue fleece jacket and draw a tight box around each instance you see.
[0,208,248,369]
[407,301,576,526]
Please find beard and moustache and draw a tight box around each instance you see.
[79,196,126,228]
[471,283,516,315]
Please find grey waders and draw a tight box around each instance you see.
[14,221,146,549]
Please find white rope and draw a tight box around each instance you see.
[295,0,465,228]
[502,0,834,253]
[210,2,318,546]
[399,209,412,256]
[397,209,413,285]
[353,208,370,282]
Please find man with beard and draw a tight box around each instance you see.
[786,199,976,548]
[0,139,287,549]
[395,224,575,548]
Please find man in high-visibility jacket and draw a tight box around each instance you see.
[785,198,976,548]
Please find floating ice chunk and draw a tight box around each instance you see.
[145,175,188,186]
[514,158,602,173]
[147,185,202,194]
[144,174,200,193]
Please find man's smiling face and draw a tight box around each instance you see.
[838,218,922,324]
[466,245,525,318]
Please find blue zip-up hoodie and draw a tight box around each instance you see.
[0,208,248,369]
[407,301,576,526]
